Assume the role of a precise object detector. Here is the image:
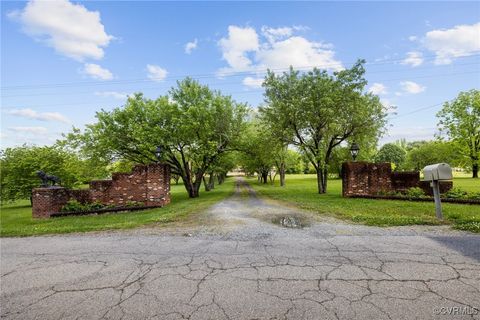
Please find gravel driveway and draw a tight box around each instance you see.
[1,178,479,319]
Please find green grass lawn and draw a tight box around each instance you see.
[0,179,234,237]
[247,175,480,233]
[452,177,480,192]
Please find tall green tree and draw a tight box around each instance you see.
[239,121,277,183]
[375,143,407,170]
[437,89,480,178]
[405,140,464,171]
[261,60,387,193]
[64,78,248,198]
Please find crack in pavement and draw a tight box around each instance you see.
[1,178,479,319]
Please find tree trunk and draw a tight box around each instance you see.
[473,163,479,178]
[279,162,286,187]
[261,171,268,184]
[321,168,328,193]
[183,173,202,198]
[316,169,326,194]
[203,176,211,191]
[184,181,200,198]
[208,173,215,190]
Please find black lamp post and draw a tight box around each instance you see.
[154,145,162,162]
[350,142,360,161]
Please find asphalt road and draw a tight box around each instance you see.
[1,178,479,320]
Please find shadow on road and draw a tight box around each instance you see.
[429,235,480,262]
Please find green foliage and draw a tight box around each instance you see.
[284,150,303,174]
[63,78,248,198]
[405,187,426,198]
[404,140,464,171]
[61,200,116,212]
[1,145,77,203]
[375,143,406,169]
[261,60,387,193]
[239,120,277,182]
[443,187,480,200]
[125,200,145,207]
[376,189,401,197]
[61,200,89,212]
[437,89,480,177]
[0,145,110,203]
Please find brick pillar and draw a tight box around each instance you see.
[342,162,392,197]
[146,163,171,206]
[32,187,70,218]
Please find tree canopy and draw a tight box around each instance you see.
[375,143,407,170]
[404,141,464,171]
[261,60,387,193]
[0,145,107,203]
[64,78,248,198]
[437,89,480,178]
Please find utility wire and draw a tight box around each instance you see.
[2,52,479,91]
[2,69,478,99]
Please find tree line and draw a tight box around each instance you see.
[1,60,478,203]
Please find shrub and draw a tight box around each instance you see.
[377,190,401,197]
[61,199,143,212]
[61,200,86,212]
[405,187,426,198]
[125,201,145,207]
[443,188,480,200]
[443,187,468,199]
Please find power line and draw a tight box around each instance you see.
[2,69,477,99]
[2,52,479,91]
[388,102,443,120]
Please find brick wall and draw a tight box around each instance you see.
[32,163,170,218]
[342,162,392,197]
[419,181,453,196]
[391,171,420,192]
[32,187,70,218]
[342,162,452,197]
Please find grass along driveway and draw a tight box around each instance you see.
[247,175,480,233]
[0,179,234,237]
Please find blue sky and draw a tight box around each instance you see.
[1,1,479,148]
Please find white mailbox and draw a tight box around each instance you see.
[423,163,453,181]
[422,163,453,221]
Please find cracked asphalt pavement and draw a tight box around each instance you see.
[1,178,479,319]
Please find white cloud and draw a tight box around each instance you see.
[8,0,113,61]
[83,63,113,80]
[218,25,343,87]
[146,64,168,82]
[256,36,342,71]
[218,26,259,71]
[423,22,480,64]
[184,38,198,54]
[400,81,426,94]
[401,51,423,67]
[7,108,71,123]
[8,126,48,135]
[94,91,129,99]
[368,83,388,95]
[242,77,264,89]
[261,26,293,43]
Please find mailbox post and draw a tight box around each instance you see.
[422,163,453,220]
